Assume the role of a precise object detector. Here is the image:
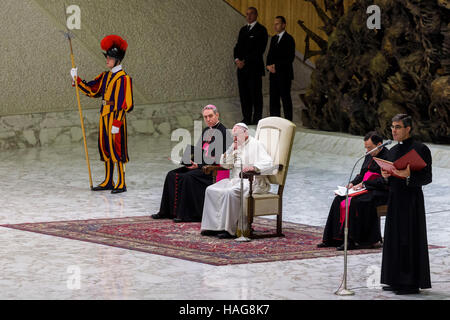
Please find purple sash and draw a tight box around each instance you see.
[216,170,230,182]
[339,171,381,229]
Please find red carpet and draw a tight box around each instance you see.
[1,216,436,266]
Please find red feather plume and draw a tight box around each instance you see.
[101,35,128,52]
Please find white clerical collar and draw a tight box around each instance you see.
[248,21,257,30]
[398,137,412,145]
[209,121,220,129]
[112,65,123,73]
[277,30,286,42]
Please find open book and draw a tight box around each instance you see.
[373,148,426,178]
[334,186,368,197]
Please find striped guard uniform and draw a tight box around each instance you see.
[75,65,133,190]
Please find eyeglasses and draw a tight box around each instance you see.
[391,125,404,130]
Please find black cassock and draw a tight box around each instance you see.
[381,138,432,289]
[156,122,231,222]
[322,147,389,246]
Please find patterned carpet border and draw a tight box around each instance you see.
[1,217,442,266]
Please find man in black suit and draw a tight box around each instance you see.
[266,16,296,121]
[233,7,268,125]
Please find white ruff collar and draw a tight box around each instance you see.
[112,65,123,73]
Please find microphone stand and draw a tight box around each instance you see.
[334,154,364,296]
[335,141,390,296]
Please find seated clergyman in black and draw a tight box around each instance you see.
[317,131,390,250]
[151,105,232,222]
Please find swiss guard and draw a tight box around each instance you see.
[70,35,134,194]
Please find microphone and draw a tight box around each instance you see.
[365,139,392,155]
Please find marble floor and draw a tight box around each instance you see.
[0,130,449,300]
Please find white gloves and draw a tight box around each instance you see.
[70,68,78,81]
[111,126,120,134]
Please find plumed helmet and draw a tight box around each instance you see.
[101,35,128,61]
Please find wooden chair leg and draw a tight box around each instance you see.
[277,214,282,236]
[247,197,254,238]
[277,190,284,237]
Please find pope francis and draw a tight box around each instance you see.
[200,123,274,239]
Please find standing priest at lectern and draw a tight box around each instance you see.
[380,114,432,295]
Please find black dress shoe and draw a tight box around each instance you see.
[395,288,420,295]
[217,231,235,239]
[174,218,199,223]
[382,286,398,291]
[111,187,127,194]
[201,230,221,236]
[317,242,333,248]
[92,184,114,191]
[337,241,357,251]
[151,213,169,219]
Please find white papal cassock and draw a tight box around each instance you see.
[201,136,274,236]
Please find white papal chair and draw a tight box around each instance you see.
[243,117,296,238]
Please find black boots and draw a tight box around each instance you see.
[92,160,127,194]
